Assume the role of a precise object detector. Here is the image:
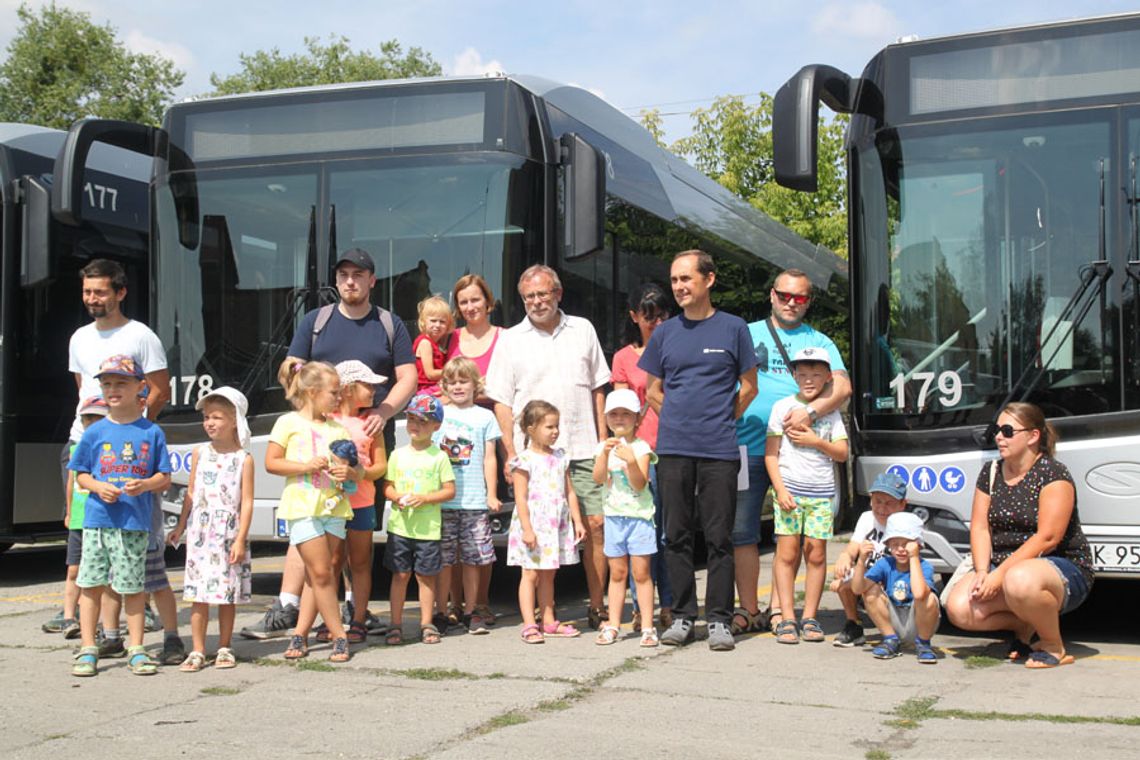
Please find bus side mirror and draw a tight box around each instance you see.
[773,64,855,192]
[559,133,606,259]
[20,176,52,287]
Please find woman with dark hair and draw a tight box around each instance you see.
[944,402,1094,668]
[610,282,673,629]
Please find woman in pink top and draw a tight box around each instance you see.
[445,273,502,624]
[611,282,673,627]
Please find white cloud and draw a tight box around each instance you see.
[568,81,608,102]
[449,47,504,77]
[124,29,195,69]
[812,1,903,42]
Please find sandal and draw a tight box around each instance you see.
[474,604,496,626]
[587,606,608,630]
[872,635,902,659]
[384,626,403,646]
[730,607,767,635]
[314,622,331,643]
[346,621,368,644]
[520,623,545,644]
[640,627,660,648]
[1006,636,1034,661]
[71,645,99,677]
[1025,650,1075,669]
[775,619,800,645]
[915,638,937,665]
[595,624,620,646]
[126,645,158,675]
[801,617,825,643]
[329,637,351,662]
[767,607,784,634]
[420,624,442,645]
[284,634,309,660]
[543,621,581,638]
[179,650,208,672]
[214,647,237,669]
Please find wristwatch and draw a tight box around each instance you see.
[806,405,819,423]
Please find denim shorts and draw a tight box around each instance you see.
[287,515,348,546]
[346,506,378,532]
[1043,556,1092,614]
[384,532,442,576]
[732,455,770,546]
[603,515,657,558]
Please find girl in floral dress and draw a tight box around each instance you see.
[507,400,586,643]
[168,387,254,671]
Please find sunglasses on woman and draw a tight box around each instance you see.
[993,423,1031,438]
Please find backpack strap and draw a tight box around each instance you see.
[376,306,394,355]
[988,459,998,492]
[310,303,395,356]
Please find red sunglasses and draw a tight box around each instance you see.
[773,289,811,305]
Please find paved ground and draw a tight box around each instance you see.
[2,537,1139,760]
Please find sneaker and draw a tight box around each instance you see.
[61,618,81,640]
[143,604,162,633]
[363,610,385,635]
[660,618,695,647]
[42,609,66,633]
[160,635,186,665]
[833,620,866,648]
[707,621,736,651]
[341,600,355,625]
[239,599,299,640]
[473,604,496,627]
[97,634,126,658]
[468,613,490,636]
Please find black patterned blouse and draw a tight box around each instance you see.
[976,456,1094,587]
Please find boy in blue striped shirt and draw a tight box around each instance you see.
[766,347,849,644]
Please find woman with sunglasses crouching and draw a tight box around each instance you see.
[944,402,1093,669]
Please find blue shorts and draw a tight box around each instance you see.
[346,506,378,532]
[66,529,83,566]
[1043,556,1092,614]
[732,455,770,546]
[384,533,442,576]
[288,516,348,546]
[144,543,171,593]
[603,515,657,558]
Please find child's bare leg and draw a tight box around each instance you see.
[861,584,895,636]
[63,565,81,620]
[582,514,607,611]
[518,569,538,627]
[295,584,318,637]
[537,570,557,627]
[296,535,346,640]
[914,593,940,640]
[631,556,655,631]
[801,538,827,619]
[123,591,146,648]
[389,572,411,627]
[190,602,209,654]
[346,530,373,624]
[79,586,103,647]
[478,563,492,607]
[773,536,801,618]
[436,564,453,617]
[837,582,859,622]
[461,563,480,615]
[218,604,236,649]
[152,585,181,636]
[416,574,438,628]
[102,588,122,633]
[606,557,629,627]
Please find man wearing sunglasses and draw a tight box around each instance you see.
[731,268,851,636]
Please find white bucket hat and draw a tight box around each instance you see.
[195,386,251,449]
[882,511,925,545]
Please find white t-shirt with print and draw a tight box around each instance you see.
[766,393,847,498]
[594,437,657,520]
[68,320,166,441]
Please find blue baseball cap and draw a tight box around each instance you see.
[869,471,907,500]
[405,393,444,423]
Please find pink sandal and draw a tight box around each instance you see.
[520,623,545,644]
[542,621,581,638]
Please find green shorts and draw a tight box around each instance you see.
[774,495,834,540]
[76,528,149,595]
[569,458,606,518]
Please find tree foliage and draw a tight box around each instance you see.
[209,36,441,95]
[0,3,184,128]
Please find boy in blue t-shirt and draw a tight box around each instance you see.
[852,511,940,663]
[68,355,172,677]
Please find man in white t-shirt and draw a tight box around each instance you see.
[829,470,909,647]
[60,259,182,663]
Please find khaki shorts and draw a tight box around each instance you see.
[569,458,606,517]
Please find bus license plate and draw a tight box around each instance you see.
[1090,542,1140,572]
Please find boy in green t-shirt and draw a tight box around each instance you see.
[382,394,455,645]
[42,396,108,638]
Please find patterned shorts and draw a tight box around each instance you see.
[76,528,149,594]
[774,496,834,540]
[440,510,495,566]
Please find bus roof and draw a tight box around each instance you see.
[0,122,151,180]
[884,11,1140,49]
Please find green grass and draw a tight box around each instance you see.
[894,696,939,722]
[397,667,479,681]
[964,655,1004,669]
[200,686,242,696]
[889,695,1140,728]
[294,659,335,673]
[476,711,528,734]
[865,750,891,760]
[252,657,285,667]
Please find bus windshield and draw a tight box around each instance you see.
[153,152,540,415]
[854,112,1117,427]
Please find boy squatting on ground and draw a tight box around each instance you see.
[767,347,849,644]
[69,355,172,677]
[829,470,910,647]
[851,511,941,663]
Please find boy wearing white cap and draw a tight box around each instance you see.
[852,511,940,663]
[592,389,659,646]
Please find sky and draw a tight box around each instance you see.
[1,0,1138,144]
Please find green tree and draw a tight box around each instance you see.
[209,36,441,95]
[0,3,184,128]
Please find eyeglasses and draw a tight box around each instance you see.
[994,424,1031,438]
[522,290,555,303]
[773,289,811,305]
